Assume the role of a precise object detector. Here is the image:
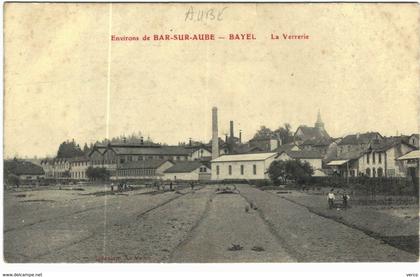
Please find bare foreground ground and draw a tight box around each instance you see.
[3,184,419,263]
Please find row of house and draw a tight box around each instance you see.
[40,143,212,182]
[209,111,418,181]
[33,109,419,183]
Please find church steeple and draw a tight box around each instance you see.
[315,109,324,129]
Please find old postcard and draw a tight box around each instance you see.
[2,3,419,264]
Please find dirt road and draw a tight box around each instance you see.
[4,184,417,263]
[171,192,295,262]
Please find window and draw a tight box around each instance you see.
[253,164,257,175]
[228,165,232,175]
[240,165,244,175]
[372,152,376,164]
[378,153,382,164]
[366,153,370,164]
[216,165,220,175]
[366,168,371,177]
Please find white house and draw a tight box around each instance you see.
[327,139,415,177]
[40,159,55,179]
[164,161,211,181]
[397,150,420,180]
[53,159,71,179]
[211,152,278,180]
[277,149,323,170]
[69,156,90,180]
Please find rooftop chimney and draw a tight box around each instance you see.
[212,107,219,160]
[230,121,234,139]
[239,130,242,143]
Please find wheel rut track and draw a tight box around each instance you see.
[276,193,418,257]
[168,189,215,261]
[4,202,120,233]
[238,190,302,262]
[14,188,201,262]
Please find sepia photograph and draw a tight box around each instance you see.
[2,2,419,268]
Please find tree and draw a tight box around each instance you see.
[56,140,84,158]
[273,123,294,144]
[94,131,157,146]
[83,143,90,154]
[86,166,110,181]
[268,160,287,185]
[252,126,274,140]
[268,159,314,185]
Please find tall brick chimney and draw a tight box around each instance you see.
[230,121,234,140]
[212,107,219,160]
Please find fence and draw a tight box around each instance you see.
[309,176,418,197]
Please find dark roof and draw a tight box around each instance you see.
[164,161,207,173]
[274,143,296,153]
[184,144,212,153]
[40,158,70,164]
[300,137,333,146]
[4,159,44,176]
[410,134,419,139]
[69,156,89,163]
[336,149,365,160]
[119,159,173,169]
[90,144,194,156]
[295,126,331,141]
[369,137,416,152]
[232,144,264,154]
[280,150,323,159]
[337,132,382,145]
[112,146,193,156]
[249,136,277,142]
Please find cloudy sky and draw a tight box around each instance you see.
[4,3,419,158]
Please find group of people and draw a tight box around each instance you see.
[156,181,198,191]
[327,189,350,209]
[110,182,133,192]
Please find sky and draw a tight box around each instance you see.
[4,3,420,158]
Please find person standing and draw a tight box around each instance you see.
[328,189,335,209]
[342,191,350,209]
